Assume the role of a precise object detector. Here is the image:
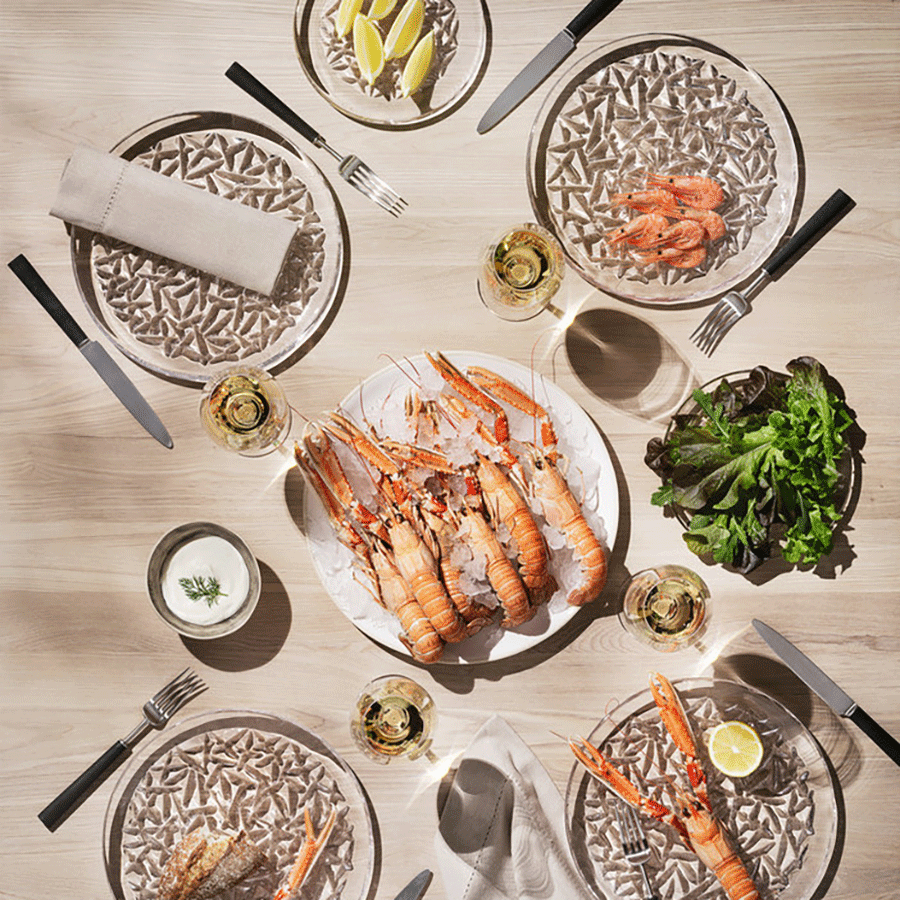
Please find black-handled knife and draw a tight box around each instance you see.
[8,255,173,448]
[763,188,855,278]
[477,0,626,134]
[753,619,900,766]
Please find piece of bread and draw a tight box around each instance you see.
[159,828,266,900]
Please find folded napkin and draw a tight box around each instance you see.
[49,144,297,296]
[435,715,608,900]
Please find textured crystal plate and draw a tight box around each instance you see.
[295,0,489,128]
[103,710,375,900]
[527,34,800,306]
[565,678,838,900]
[71,112,346,383]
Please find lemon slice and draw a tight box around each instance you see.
[384,0,424,61]
[400,29,434,97]
[707,721,764,778]
[353,15,385,84]
[335,0,363,38]
[367,0,397,19]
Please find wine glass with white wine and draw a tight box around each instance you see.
[200,366,292,457]
[477,222,565,321]
[350,675,437,764]
[619,564,710,652]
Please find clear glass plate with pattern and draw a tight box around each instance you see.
[527,34,800,307]
[71,112,346,383]
[103,709,375,900]
[565,678,838,900]
[295,0,489,129]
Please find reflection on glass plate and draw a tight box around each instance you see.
[72,112,346,383]
[104,710,374,900]
[295,0,488,128]
[527,34,799,306]
[302,351,619,664]
[566,679,838,900]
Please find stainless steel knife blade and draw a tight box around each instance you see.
[79,341,174,448]
[753,619,855,715]
[477,0,626,134]
[393,869,432,900]
[753,619,900,766]
[8,254,173,449]
[477,31,576,134]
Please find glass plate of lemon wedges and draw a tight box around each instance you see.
[295,0,489,128]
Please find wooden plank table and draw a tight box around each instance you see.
[2,1,898,897]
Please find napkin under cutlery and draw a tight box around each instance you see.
[435,715,606,900]
[49,144,298,296]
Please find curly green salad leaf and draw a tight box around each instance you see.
[646,358,854,572]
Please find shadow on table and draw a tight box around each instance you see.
[564,306,700,425]
[180,560,291,671]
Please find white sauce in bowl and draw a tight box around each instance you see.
[160,535,250,625]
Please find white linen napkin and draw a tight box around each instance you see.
[435,714,609,900]
[49,144,298,296]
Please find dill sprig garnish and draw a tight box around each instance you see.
[178,575,227,607]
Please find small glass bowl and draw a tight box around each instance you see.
[147,522,261,639]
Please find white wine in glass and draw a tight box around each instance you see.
[619,565,710,651]
[351,675,435,763]
[477,223,564,321]
[200,366,291,456]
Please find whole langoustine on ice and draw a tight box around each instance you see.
[569,673,760,900]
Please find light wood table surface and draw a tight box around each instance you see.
[2,1,899,898]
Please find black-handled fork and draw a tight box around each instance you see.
[225,61,406,217]
[691,188,855,355]
[38,668,206,831]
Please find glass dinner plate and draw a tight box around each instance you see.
[527,34,800,307]
[295,0,489,128]
[302,351,620,664]
[566,678,838,900]
[103,709,375,900]
[71,112,346,383]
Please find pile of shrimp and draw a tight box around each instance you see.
[295,352,608,664]
[605,173,727,269]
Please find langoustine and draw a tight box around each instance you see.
[295,354,610,661]
[569,673,759,900]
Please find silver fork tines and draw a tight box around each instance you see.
[124,667,207,746]
[615,800,658,900]
[320,140,407,217]
[691,271,769,355]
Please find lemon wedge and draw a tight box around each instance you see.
[335,0,363,39]
[367,0,397,19]
[400,29,434,97]
[353,15,385,84]
[384,0,424,61]
[706,721,764,778]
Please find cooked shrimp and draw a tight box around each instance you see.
[610,189,679,215]
[672,206,727,241]
[645,219,707,250]
[638,245,708,269]
[646,173,724,210]
[604,212,670,249]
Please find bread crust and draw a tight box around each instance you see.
[159,828,266,900]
